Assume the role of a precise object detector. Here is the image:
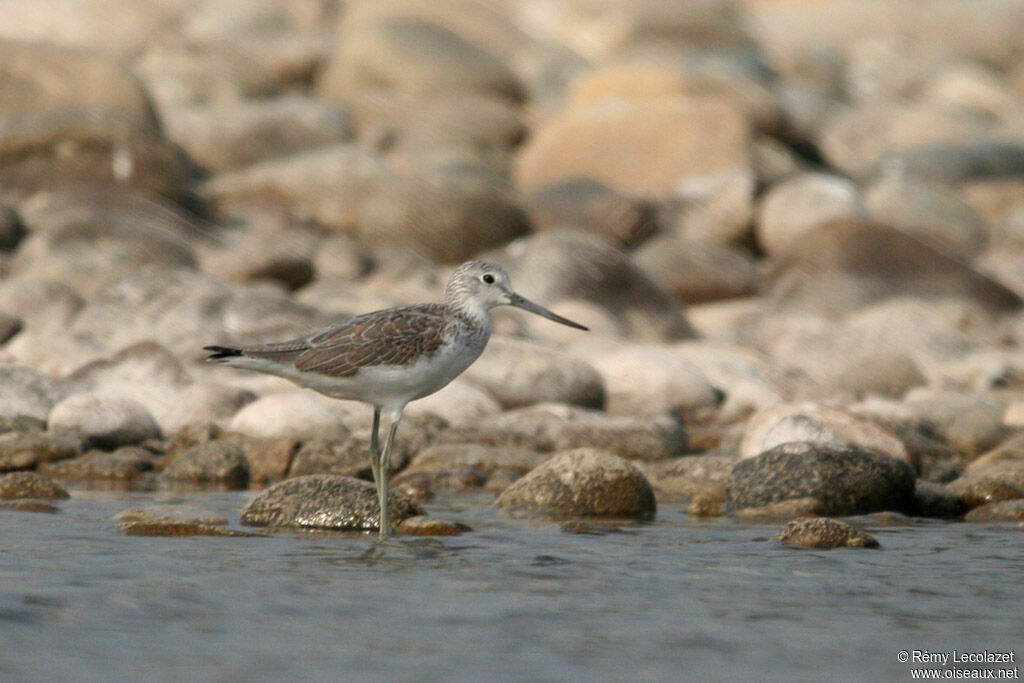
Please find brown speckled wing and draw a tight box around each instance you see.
[256,304,449,378]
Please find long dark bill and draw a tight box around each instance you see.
[508,293,589,330]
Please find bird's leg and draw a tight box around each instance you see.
[369,407,382,487]
[377,409,403,540]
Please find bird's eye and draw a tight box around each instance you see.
[482,274,495,284]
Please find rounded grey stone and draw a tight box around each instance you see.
[727,442,916,516]
[240,474,421,531]
[494,448,656,520]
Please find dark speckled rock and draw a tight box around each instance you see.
[727,442,916,516]
[159,442,250,489]
[494,448,656,520]
[240,474,422,531]
[777,518,880,549]
[0,471,69,500]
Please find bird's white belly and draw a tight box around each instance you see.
[251,341,485,410]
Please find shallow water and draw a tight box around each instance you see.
[1,490,1021,682]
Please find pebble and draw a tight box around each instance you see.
[440,403,689,462]
[158,442,251,490]
[776,518,880,550]
[0,364,61,422]
[963,499,1024,523]
[240,474,422,531]
[494,448,656,520]
[739,403,911,464]
[48,392,162,450]
[516,96,750,199]
[40,447,154,485]
[396,516,472,536]
[588,344,724,416]
[228,392,351,441]
[755,173,863,257]
[727,442,916,516]
[461,336,604,410]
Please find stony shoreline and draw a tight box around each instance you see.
[2,1,1024,546]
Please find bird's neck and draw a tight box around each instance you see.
[446,297,492,333]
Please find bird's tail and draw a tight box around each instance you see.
[204,345,243,362]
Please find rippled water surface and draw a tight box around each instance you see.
[1,490,1021,682]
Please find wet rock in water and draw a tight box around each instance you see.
[240,474,422,531]
[0,471,69,500]
[768,220,1022,317]
[0,431,84,473]
[461,337,604,410]
[946,461,1024,510]
[228,392,351,441]
[740,403,911,466]
[0,500,60,514]
[755,173,863,258]
[727,442,916,516]
[497,230,696,341]
[163,95,355,172]
[522,178,655,248]
[159,442,250,489]
[0,364,61,422]
[116,508,229,527]
[731,497,824,521]
[687,488,727,518]
[776,518,880,550]
[47,392,162,450]
[963,499,1024,523]
[588,344,723,416]
[515,96,749,199]
[560,520,630,535]
[40,447,154,484]
[440,403,688,462]
[396,516,472,536]
[911,480,966,519]
[288,437,372,479]
[494,449,656,520]
[119,519,262,537]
